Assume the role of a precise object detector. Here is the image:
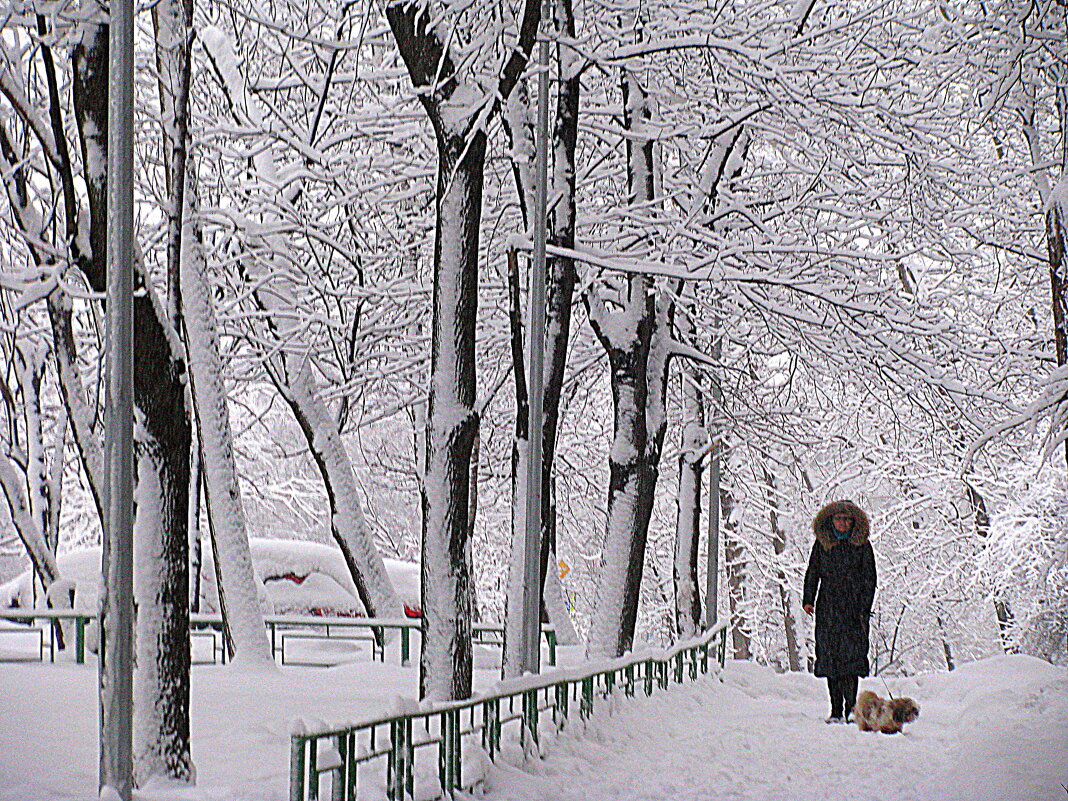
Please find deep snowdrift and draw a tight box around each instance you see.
[0,653,1064,800]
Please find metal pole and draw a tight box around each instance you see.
[520,0,551,676]
[101,0,136,796]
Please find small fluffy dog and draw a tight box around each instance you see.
[853,689,920,734]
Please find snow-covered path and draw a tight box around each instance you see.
[0,653,1065,800]
[481,656,1068,801]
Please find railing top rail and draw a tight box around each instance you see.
[0,609,93,622]
[293,619,728,738]
[186,613,555,634]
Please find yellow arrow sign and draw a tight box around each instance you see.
[558,559,570,579]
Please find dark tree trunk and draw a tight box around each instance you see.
[1047,189,1068,469]
[721,484,751,660]
[763,467,801,671]
[73,22,193,782]
[385,0,539,699]
[965,483,1016,652]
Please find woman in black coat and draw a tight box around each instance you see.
[802,500,877,723]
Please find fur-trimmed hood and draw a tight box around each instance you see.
[813,500,870,551]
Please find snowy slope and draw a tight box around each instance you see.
[484,656,1068,801]
[0,654,1064,800]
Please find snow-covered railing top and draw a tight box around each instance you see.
[288,619,729,801]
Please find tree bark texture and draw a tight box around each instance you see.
[1047,179,1068,469]
[674,379,704,639]
[385,0,539,698]
[585,66,677,658]
[501,0,583,670]
[73,22,194,783]
[762,467,801,671]
[721,484,752,660]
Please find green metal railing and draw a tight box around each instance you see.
[289,620,728,801]
[0,610,557,669]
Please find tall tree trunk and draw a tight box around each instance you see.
[73,21,194,783]
[762,466,801,671]
[673,366,704,638]
[1047,176,1068,469]
[721,483,751,660]
[155,0,272,665]
[385,0,539,698]
[585,63,677,658]
[179,172,273,664]
[415,125,482,700]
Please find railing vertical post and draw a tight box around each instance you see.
[404,719,414,799]
[644,659,654,695]
[437,709,460,796]
[332,735,346,801]
[76,616,85,664]
[401,627,410,666]
[581,676,593,720]
[347,731,357,801]
[289,736,306,801]
[555,682,568,730]
[438,712,448,795]
[387,721,399,801]
[624,664,634,697]
[523,689,539,752]
[307,735,319,801]
[481,699,498,761]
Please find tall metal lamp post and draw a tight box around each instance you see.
[519,0,552,676]
[100,0,136,796]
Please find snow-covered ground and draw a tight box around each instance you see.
[0,652,1064,800]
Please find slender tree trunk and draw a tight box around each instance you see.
[179,173,273,663]
[673,367,704,638]
[721,483,751,660]
[189,453,202,615]
[18,344,50,555]
[935,610,955,671]
[1047,176,1068,469]
[964,482,1016,652]
[47,295,105,518]
[762,466,800,671]
[155,0,271,665]
[502,0,583,671]
[0,453,60,587]
[385,0,539,697]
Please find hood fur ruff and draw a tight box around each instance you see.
[813,500,870,551]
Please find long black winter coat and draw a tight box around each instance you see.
[803,500,877,678]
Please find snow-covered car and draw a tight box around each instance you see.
[0,538,420,619]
